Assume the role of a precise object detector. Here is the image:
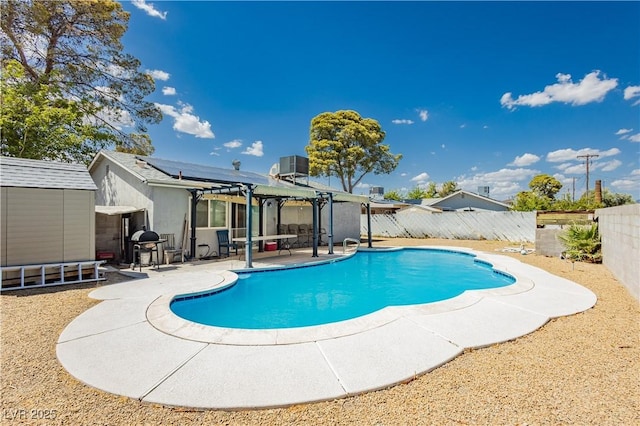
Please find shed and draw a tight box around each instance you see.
[1,157,102,289]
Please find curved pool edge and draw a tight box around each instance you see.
[146,247,545,346]
[57,245,598,410]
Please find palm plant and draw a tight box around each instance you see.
[557,223,602,263]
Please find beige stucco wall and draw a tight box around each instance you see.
[1,187,95,267]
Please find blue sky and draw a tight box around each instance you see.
[121,1,640,200]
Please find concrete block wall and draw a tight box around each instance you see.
[596,204,640,301]
[535,228,565,257]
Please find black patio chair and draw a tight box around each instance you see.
[216,229,238,258]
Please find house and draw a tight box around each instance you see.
[88,151,367,267]
[421,190,511,212]
[396,204,442,214]
[1,157,101,289]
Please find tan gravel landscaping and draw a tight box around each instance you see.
[1,238,638,425]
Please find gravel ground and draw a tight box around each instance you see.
[1,238,638,425]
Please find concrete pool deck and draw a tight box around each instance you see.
[56,247,597,410]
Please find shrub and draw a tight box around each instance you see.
[557,223,602,263]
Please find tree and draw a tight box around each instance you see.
[601,189,635,207]
[1,0,160,163]
[407,186,427,200]
[511,191,552,211]
[0,60,101,162]
[529,174,562,199]
[425,182,438,198]
[383,190,403,201]
[306,110,402,193]
[438,180,459,197]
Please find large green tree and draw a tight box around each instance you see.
[1,0,161,163]
[438,180,459,197]
[529,174,562,199]
[306,110,402,193]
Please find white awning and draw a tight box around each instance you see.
[253,184,318,199]
[95,205,145,215]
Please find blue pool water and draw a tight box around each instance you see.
[170,249,515,329]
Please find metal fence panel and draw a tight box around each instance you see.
[361,211,536,242]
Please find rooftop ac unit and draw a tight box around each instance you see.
[279,155,309,176]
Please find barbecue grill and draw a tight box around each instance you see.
[131,230,163,270]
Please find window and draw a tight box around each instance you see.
[196,199,227,228]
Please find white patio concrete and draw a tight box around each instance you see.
[57,247,597,409]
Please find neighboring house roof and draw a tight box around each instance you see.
[421,190,510,211]
[0,156,97,191]
[89,150,368,203]
[397,204,442,214]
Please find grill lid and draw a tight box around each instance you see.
[131,230,160,242]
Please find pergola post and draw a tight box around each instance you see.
[312,197,318,257]
[244,185,254,268]
[327,192,334,254]
[189,189,199,259]
[366,202,372,248]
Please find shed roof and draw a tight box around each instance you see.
[0,157,97,190]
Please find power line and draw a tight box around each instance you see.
[577,154,599,196]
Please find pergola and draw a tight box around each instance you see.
[137,156,371,268]
[189,182,372,268]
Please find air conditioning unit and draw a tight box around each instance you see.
[478,186,490,197]
[279,155,309,176]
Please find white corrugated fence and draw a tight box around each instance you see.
[361,211,536,242]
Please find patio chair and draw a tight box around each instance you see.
[216,229,238,258]
[287,223,299,247]
[297,224,310,247]
[160,233,185,265]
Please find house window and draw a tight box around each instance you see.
[196,199,227,228]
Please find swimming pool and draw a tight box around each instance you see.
[170,248,515,329]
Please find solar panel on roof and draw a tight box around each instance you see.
[140,156,273,186]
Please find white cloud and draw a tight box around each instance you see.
[459,124,467,129]
[631,169,640,176]
[624,85,640,105]
[242,140,264,157]
[546,147,621,163]
[615,128,633,136]
[610,179,639,193]
[416,109,429,122]
[400,172,408,177]
[162,86,176,96]
[457,168,540,199]
[509,153,540,167]
[629,133,640,143]
[146,69,170,81]
[501,71,618,110]
[156,102,214,138]
[224,139,242,149]
[392,119,414,125]
[441,144,445,149]
[410,172,430,183]
[598,159,622,172]
[132,0,167,20]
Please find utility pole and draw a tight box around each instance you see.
[577,154,599,198]
[572,177,575,202]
